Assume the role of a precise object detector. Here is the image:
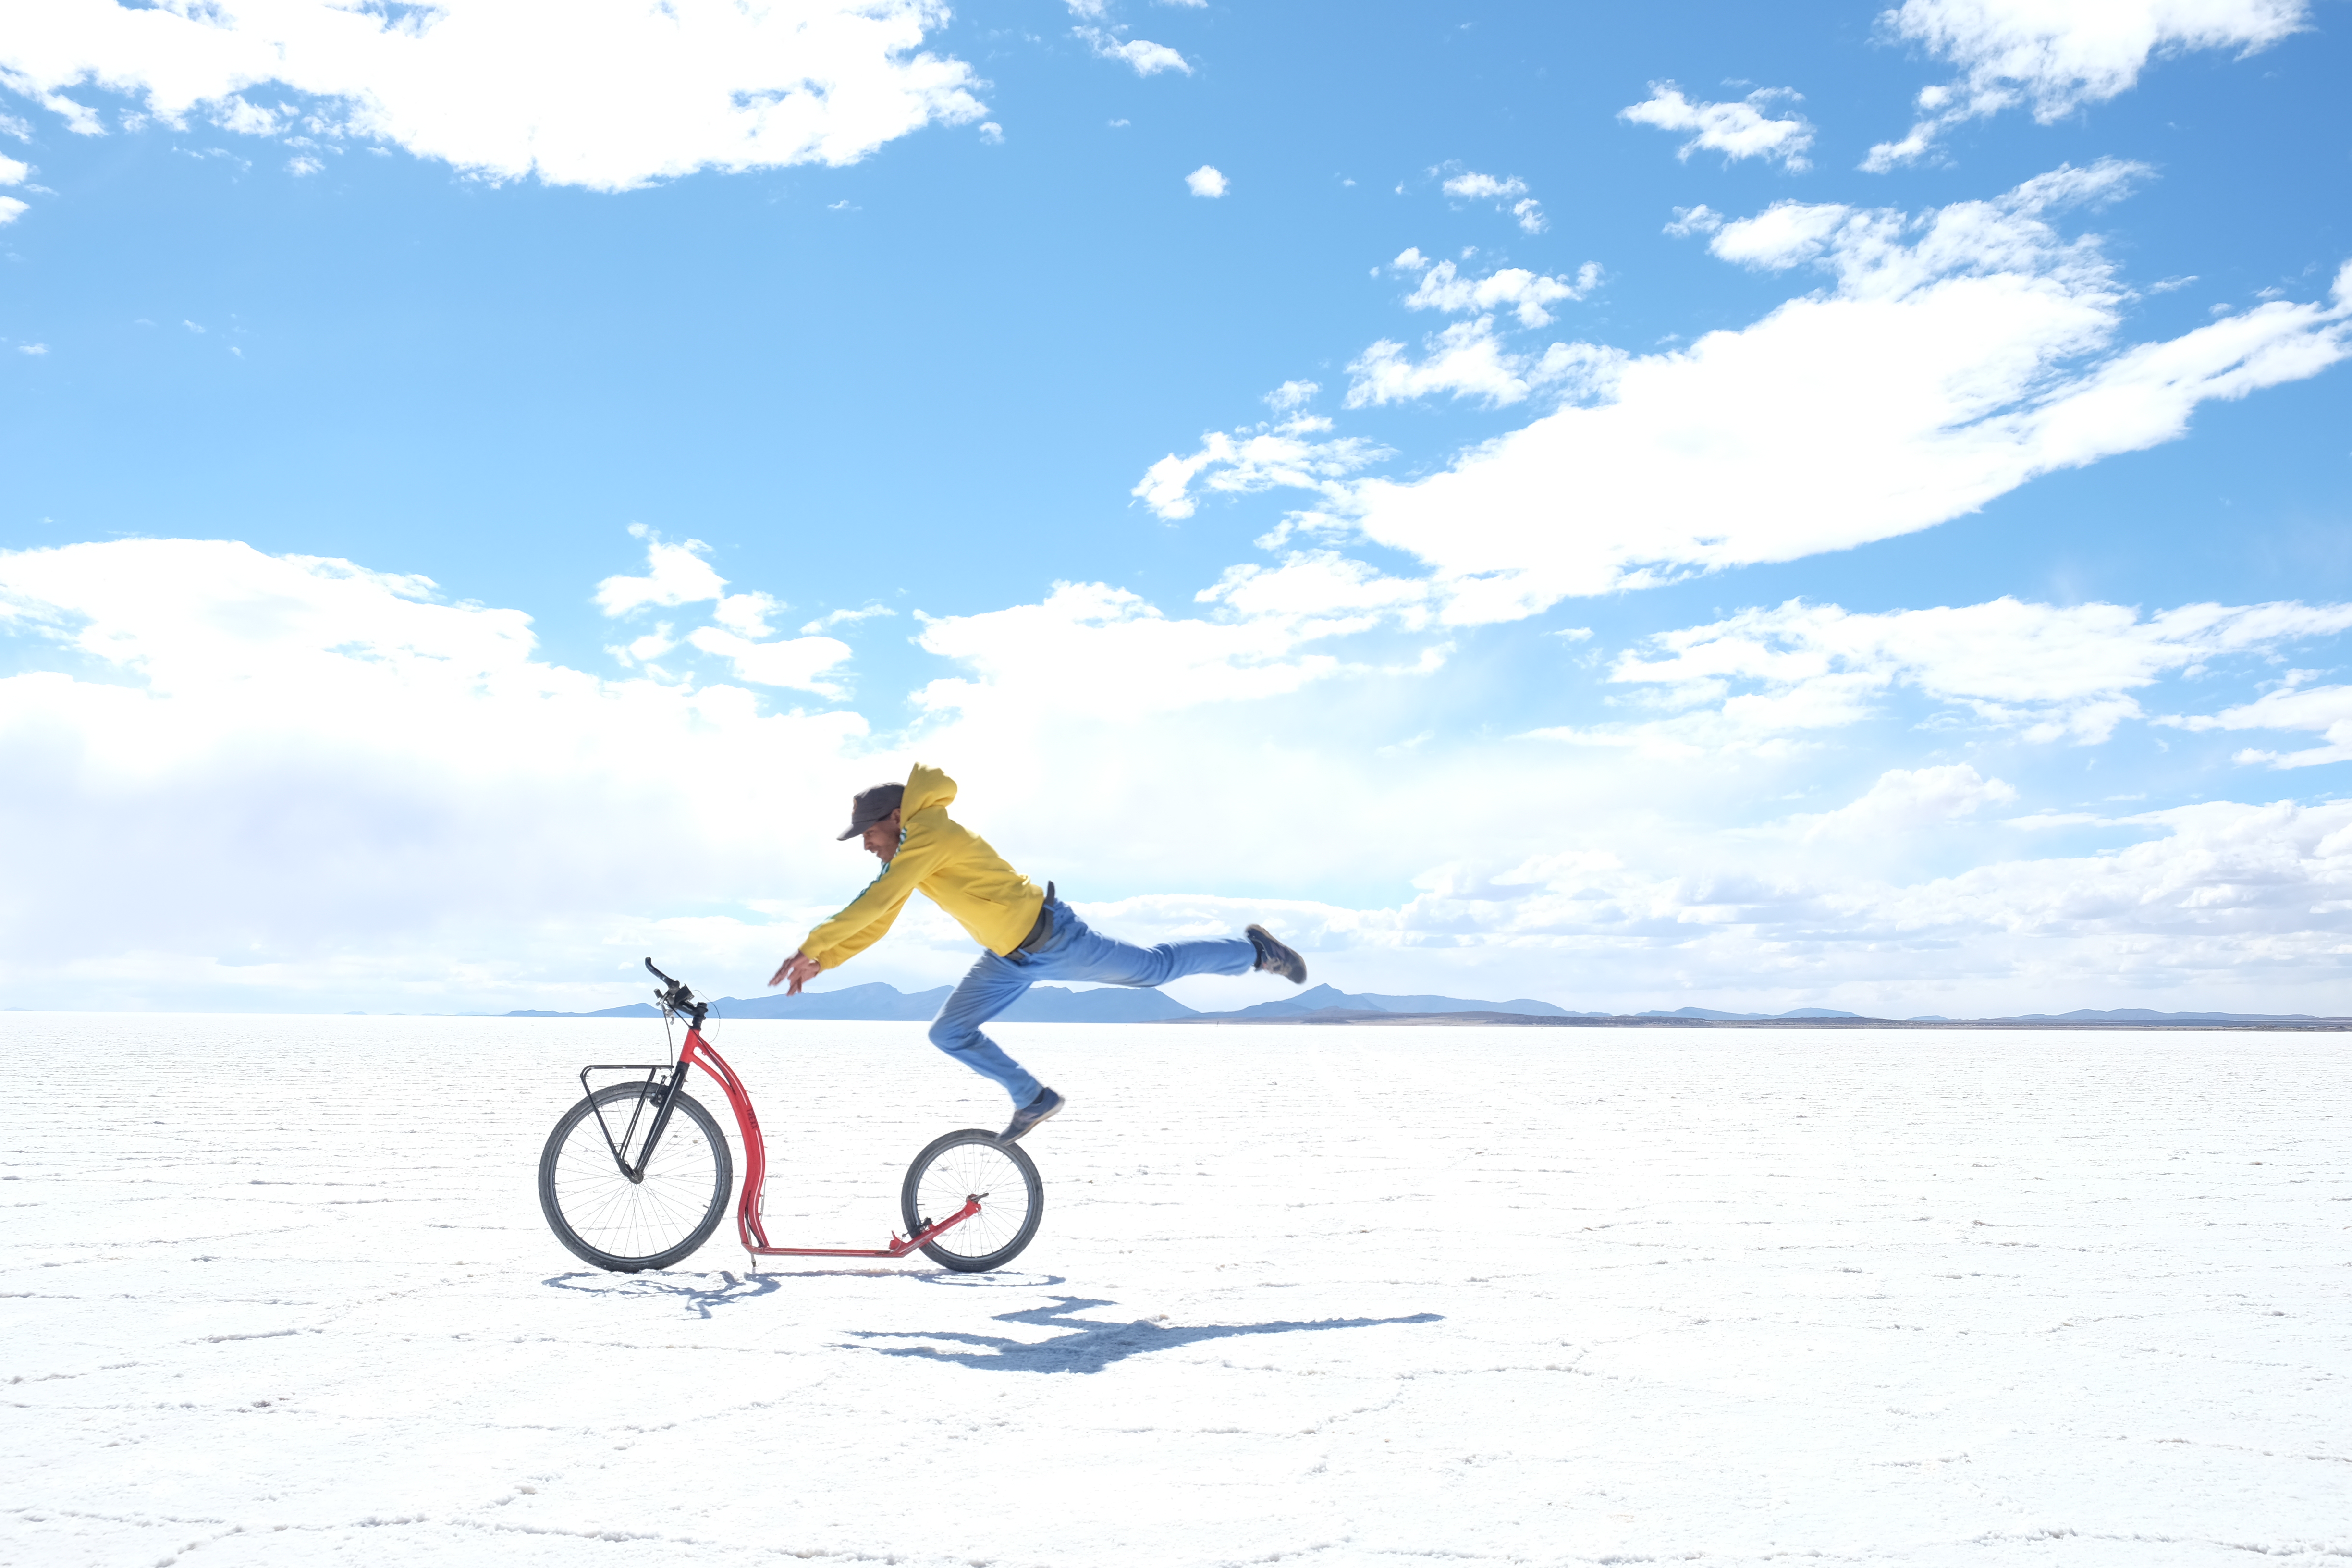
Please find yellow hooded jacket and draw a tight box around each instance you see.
[798,764,1045,969]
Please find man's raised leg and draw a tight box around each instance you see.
[928,951,1043,1105]
[1023,901,1306,989]
[929,951,1066,1141]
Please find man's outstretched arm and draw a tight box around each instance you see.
[767,830,948,992]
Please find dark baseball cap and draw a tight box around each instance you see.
[837,782,906,840]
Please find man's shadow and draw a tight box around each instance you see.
[849,1295,1441,1373]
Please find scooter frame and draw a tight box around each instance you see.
[587,959,984,1262]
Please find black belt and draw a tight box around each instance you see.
[1017,881,1057,952]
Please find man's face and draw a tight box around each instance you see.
[860,809,903,862]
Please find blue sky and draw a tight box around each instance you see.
[4,0,2352,1016]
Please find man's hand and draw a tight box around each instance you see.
[769,952,822,995]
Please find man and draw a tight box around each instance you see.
[770,764,1309,1142]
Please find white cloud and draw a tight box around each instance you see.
[1526,595,2352,755]
[1664,203,1723,237]
[593,530,728,616]
[711,592,780,637]
[0,541,503,697]
[1866,0,2308,170]
[0,538,899,1008]
[1344,164,2352,625]
[1194,550,1433,632]
[2163,679,2352,768]
[0,152,27,184]
[0,197,25,224]
[0,0,988,190]
[1345,321,1622,410]
[213,95,286,136]
[1825,796,2352,979]
[11,538,2352,1016]
[910,581,1350,723]
[1327,257,1611,411]
[686,626,853,697]
[1185,163,1225,197]
[1142,307,1625,509]
[286,153,321,176]
[1264,379,1320,412]
[15,342,45,355]
[1132,417,1390,521]
[1619,83,1814,170]
[1402,258,1599,328]
[1101,796,2352,1018]
[1703,199,1857,269]
[1777,764,2017,842]
[1078,28,1191,76]
[619,625,677,666]
[1441,171,1526,200]
[587,536,852,694]
[799,604,898,634]
[894,537,1458,754]
[1439,170,1546,232]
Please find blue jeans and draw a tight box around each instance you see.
[928,898,1257,1104]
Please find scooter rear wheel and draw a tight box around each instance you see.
[902,1130,1043,1272]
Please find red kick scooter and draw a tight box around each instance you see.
[538,959,1043,1273]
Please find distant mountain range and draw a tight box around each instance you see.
[509,980,1194,1023]
[505,985,2348,1028]
[1636,1006,1867,1021]
[507,979,1576,1023]
[1989,1008,2339,1024]
[1171,982,1578,1022]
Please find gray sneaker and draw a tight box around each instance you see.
[1000,1086,1065,1143]
[1247,924,1308,984]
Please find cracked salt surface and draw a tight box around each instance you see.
[2,1014,2347,1566]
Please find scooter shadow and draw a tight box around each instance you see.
[542,1270,786,1319]
[849,1295,1442,1373]
[539,1267,1067,1317]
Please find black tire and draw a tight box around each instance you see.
[539,1082,733,1272]
[901,1130,1043,1272]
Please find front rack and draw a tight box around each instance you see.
[576,1062,680,1181]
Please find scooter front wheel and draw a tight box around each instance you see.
[540,1083,733,1272]
[902,1130,1043,1272]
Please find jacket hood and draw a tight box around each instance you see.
[902,762,957,818]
